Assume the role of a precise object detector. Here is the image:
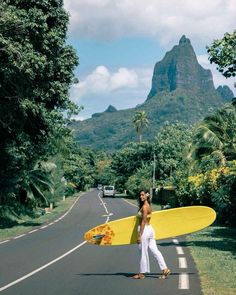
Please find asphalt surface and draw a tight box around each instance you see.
[0,190,203,294]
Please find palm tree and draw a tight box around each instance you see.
[20,161,57,207]
[190,105,236,170]
[132,111,149,143]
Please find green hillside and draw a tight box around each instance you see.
[71,36,234,152]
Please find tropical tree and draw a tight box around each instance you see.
[0,0,78,205]
[212,162,236,226]
[63,142,96,191]
[125,164,153,197]
[95,157,115,186]
[19,161,57,207]
[154,122,192,181]
[207,30,236,78]
[111,142,153,191]
[132,111,149,143]
[189,105,236,171]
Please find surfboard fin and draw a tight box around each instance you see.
[90,234,105,245]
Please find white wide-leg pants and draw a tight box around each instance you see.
[138,225,167,273]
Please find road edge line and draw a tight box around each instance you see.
[0,192,85,244]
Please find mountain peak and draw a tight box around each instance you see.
[147,35,215,99]
[216,85,234,102]
[91,105,117,118]
[105,105,117,113]
[179,35,191,45]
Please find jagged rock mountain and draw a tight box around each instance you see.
[105,105,118,113]
[216,85,234,102]
[71,35,234,152]
[92,105,117,118]
[147,35,215,98]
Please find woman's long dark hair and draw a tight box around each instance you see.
[138,190,151,211]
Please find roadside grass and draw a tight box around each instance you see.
[186,226,236,295]
[0,194,81,241]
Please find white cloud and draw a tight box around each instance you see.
[82,65,110,92]
[71,65,140,102]
[64,0,236,46]
[69,65,152,118]
[110,68,138,90]
[70,115,86,121]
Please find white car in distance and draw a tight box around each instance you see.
[102,186,115,198]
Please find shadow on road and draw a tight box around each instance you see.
[157,242,178,247]
[75,272,195,278]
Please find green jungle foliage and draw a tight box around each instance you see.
[63,142,97,192]
[207,30,236,78]
[125,164,153,197]
[96,110,236,226]
[0,1,95,224]
[177,103,236,226]
[110,142,154,191]
[95,122,192,195]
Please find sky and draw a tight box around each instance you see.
[64,0,236,120]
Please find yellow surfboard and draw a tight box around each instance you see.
[84,206,216,246]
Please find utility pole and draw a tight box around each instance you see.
[151,153,156,201]
[153,153,156,188]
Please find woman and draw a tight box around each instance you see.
[132,190,170,279]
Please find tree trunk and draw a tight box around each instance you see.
[139,133,142,143]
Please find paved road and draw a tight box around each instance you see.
[0,190,202,294]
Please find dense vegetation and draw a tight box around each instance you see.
[207,30,236,78]
[95,107,236,226]
[0,0,97,225]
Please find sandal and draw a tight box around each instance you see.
[132,273,145,279]
[159,269,171,279]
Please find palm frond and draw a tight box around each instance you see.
[29,183,49,206]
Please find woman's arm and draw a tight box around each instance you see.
[137,205,148,244]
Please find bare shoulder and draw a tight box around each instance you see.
[143,204,152,214]
[142,204,151,214]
